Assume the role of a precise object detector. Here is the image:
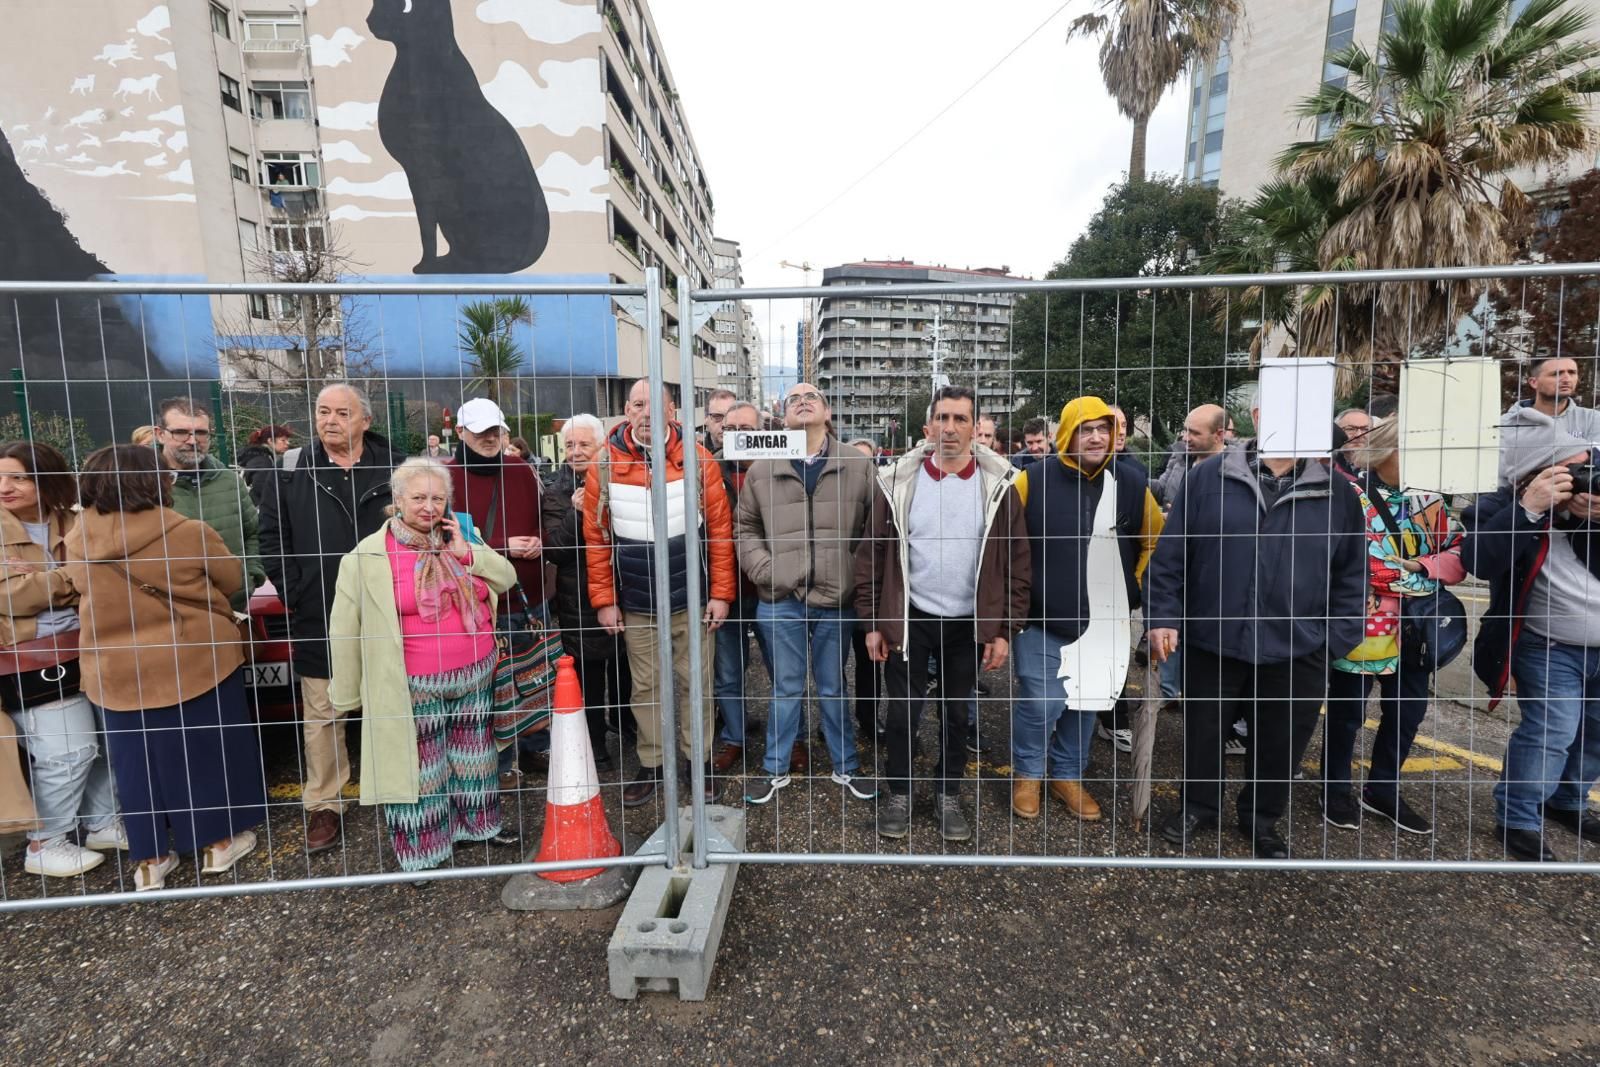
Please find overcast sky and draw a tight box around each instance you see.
[650,0,1190,368]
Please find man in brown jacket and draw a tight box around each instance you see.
[736,382,877,805]
[856,385,1031,842]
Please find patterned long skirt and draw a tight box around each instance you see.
[385,654,500,872]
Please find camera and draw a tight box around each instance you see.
[1565,461,1600,495]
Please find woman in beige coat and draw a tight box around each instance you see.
[64,445,265,891]
[329,458,516,872]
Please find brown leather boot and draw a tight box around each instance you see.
[1011,778,1042,819]
[1049,779,1103,821]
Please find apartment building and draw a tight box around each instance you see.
[0,0,720,435]
[813,260,1024,441]
[1183,0,1600,197]
[710,237,764,407]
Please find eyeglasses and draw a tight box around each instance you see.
[706,412,727,423]
[785,391,824,409]
[161,427,211,440]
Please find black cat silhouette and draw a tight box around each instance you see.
[368,0,550,274]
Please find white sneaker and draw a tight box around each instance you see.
[24,836,106,878]
[201,830,257,874]
[1096,723,1134,754]
[830,772,878,800]
[83,818,128,851]
[133,853,179,892]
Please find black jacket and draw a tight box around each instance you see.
[1460,487,1600,705]
[237,444,278,507]
[542,463,613,660]
[257,432,397,678]
[1145,444,1367,665]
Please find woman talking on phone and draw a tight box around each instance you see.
[328,457,518,872]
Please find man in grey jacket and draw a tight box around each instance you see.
[737,383,877,804]
[1498,356,1600,487]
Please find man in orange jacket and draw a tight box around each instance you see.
[583,379,737,806]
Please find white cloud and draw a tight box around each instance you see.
[147,105,184,125]
[129,192,196,202]
[317,100,378,132]
[108,128,163,146]
[474,0,600,44]
[480,59,602,136]
[537,151,607,213]
[161,159,192,184]
[64,153,95,165]
[71,161,138,178]
[165,129,187,153]
[321,139,372,165]
[143,152,167,167]
[309,27,364,68]
[328,205,416,222]
[154,51,176,70]
[130,5,171,42]
[327,171,412,199]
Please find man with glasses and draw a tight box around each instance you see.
[702,387,738,455]
[738,384,877,804]
[1334,407,1371,476]
[156,396,265,613]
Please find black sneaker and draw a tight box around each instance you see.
[877,793,911,839]
[1498,825,1558,862]
[744,775,790,805]
[1360,791,1433,835]
[1542,803,1600,842]
[1321,790,1361,830]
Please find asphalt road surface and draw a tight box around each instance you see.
[4,592,1599,1062]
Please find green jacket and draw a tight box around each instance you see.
[168,455,266,613]
[326,528,517,806]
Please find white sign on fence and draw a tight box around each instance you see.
[725,429,807,460]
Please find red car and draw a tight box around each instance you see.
[244,579,298,721]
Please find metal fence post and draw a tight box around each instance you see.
[209,379,234,465]
[11,368,31,442]
[678,279,709,869]
[643,267,681,868]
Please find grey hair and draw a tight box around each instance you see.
[727,401,760,420]
[562,413,605,442]
[846,437,877,453]
[317,381,373,420]
[390,456,453,505]
[1349,415,1399,469]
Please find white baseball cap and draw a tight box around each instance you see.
[457,398,510,433]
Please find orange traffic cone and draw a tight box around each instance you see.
[535,655,622,882]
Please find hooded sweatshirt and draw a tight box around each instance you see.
[1013,397,1164,643]
[1498,398,1600,487]
[1498,405,1600,647]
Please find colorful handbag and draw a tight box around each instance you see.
[490,584,562,743]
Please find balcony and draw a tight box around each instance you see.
[242,39,303,70]
[262,187,320,218]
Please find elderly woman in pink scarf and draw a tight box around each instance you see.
[329,458,517,872]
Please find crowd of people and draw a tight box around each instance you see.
[2,352,1598,890]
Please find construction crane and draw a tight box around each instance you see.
[778,259,816,382]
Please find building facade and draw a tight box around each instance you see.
[1182,0,1600,198]
[813,260,1024,443]
[0,0,718,440]
[710,237,763,407]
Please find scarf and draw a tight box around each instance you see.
[387,516,482,633]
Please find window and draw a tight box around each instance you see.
[229,148,250,183]
[267,221,326,254]
[237,218,258,251]
[220,74,242,112]
[247,293,270,319]
[243,12,304,49]
[260,151,320,188]
[249,82,311,121]
[210,3,231,39]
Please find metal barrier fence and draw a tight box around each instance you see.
[1,262,1599,913]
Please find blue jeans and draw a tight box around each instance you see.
[1497,631,1600,831]
[1160,644,1183,699]
[13,693,119,841]
[1010,626,1098,781]
[716,613,770,746]
[756,598,857,776]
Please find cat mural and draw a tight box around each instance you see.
[367,0,551,274]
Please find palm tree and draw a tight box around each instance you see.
[1068,0,1243,182]
[1276,0,1600,376]
[459,297,534,405]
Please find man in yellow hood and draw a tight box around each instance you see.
[1008,396,1163,820]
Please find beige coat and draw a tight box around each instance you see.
[62,507,244,711]
[327,527,517,806]
[734,437,876,608]
[0,506,77,647]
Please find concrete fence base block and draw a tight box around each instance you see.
[607,805,745,1002]
[501,832,647,912]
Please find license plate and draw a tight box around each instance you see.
[247,663,288,688]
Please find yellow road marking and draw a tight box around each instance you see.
[1362,716,1600,804]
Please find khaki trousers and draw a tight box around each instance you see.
[622,610,715,770]
[300,676,350,812]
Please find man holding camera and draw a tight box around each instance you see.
[1465,404,1600,861]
